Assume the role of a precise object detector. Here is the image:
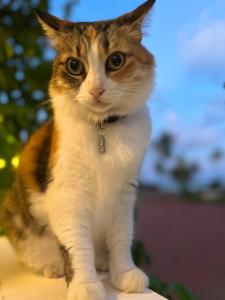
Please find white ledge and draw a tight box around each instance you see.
[0,237,166,300]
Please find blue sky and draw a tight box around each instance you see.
[51,0,225,188]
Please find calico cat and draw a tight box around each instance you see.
[1,0,156,299]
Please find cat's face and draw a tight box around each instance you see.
[37,0,156,123]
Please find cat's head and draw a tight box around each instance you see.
[37,0,156,123]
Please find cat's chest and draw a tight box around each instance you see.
[55,108,151,183]
[63,121,148,166]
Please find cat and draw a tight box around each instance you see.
[1,1,156,299]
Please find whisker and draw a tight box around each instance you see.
[65,93,79,104]
[35,99,52,109]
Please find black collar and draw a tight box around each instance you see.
[104,115,120,124]
[98,115,126,129]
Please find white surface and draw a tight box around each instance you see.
[0,237,166,300]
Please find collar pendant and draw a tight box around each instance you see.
[98,122,106,154]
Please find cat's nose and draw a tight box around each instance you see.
[90,87,105,99]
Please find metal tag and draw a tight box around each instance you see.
[98,134,106,153]
[98,122,106,153]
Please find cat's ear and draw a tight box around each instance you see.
[116,0,156,41]
[36,9,74,41]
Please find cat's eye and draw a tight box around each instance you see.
[66,57,85,76]
[106,52,126,72]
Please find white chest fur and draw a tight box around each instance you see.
[54,106,151,185]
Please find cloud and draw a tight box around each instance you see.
[177,127,219,148]
[165,111,181,130]
[179,19,225,80]
[201,94,225,126]
[162,109,222,149]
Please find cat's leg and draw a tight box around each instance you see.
[2,194,64,278]
[107,187,149,293]
[18,228,65,278]
[46,186,105,300]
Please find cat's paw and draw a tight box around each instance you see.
[111,268,149,293]
[67,281,105,300]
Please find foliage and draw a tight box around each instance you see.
[0,0,51,189]
[154,133,175,158]
[153,132,200,193]
[170,283,198,300]
[150,276,198,300]
[132,241,198,300]
[132,240,151,267]
[153,132,225,200]
[149,277,198,300]
[210,149,224,162]
[170,158,199,193]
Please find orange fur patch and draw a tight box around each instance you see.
[17,121,58,192]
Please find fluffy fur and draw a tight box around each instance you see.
[1,1,156,300]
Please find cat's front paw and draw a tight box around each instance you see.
[111,268,149,293]
[67,281,105,300]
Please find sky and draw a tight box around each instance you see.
[51,0,225,189]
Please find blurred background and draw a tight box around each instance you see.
[0,1,225,300]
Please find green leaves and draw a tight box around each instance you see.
[153,132,200,193]
[150,275,171,299]
[132,241,198,300]
[149,276,198,300]
[0,0,49,190]
[132,240,151,267]
[170,283,198,300]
